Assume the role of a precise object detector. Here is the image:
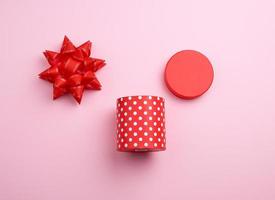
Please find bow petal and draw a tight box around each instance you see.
[54,76,67,88]
[92,58,105,71]
[70,85,84,104]
[68,74,83,86]
[39,65,59,83]
[61,36,76,54]
[85,77,102,90]
[53,86,67,99]
[83,71,95,83]
[72,49,85,62]
[43,50,59,65]
[78,41,91,57]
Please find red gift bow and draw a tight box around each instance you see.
[39,36,105,104]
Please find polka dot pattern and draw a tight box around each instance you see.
[116,96,166,152]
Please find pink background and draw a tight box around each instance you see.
[1,0,275,199]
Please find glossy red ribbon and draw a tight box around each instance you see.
[39,36,105,104]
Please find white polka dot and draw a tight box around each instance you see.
[121,128,124,132]
[138,106,142,110]
[138,96,142,100]
[128,106,132,110]
[139,137,143,142]
[144,132,148,136]
[144,111,148,115]
[143,101,147,105]
[133,111,137,115]
[161,133,164,137]
[133,122,137,126]
[149,137,153,141]
[143,121,148,126]
[118,134,121,138]
[133,101,137,105]
[120,118,124,122]
[118,113,121,117]
[118,144,121,148]
[118,103,120,107]
[153,101,157,105]
[124,122,128,126]
[149,96,152,99]
[161,113,163,116]
[128,127,132,131]
[120,108,123,111]
[153,112,157,116]
[149,116,153,120]
[161,123,163,127]
[129,138,133,142]
[128,97,132,100]
[124,112,128,116]
[120,97,123,101]
[121,138,124,142]
[154,143,157,147]
[134,143,138,147]
[144,143,148,147]
[148,106,152,110]
[128,117,132,121]
[160,102,163,106]
[158,138,161,142]
[154,132,157,136]
[138,127,143,131]
[157,117,160,121]
[133,132,138,136]
[124,102,127,106]
[118,123,121,127]
[154,122,157,126]
[124,143,128,148]
[149,127,153,131]
[158,128,161,131]
[161,143,164,147]
[157,107,160,111]
[124,133,128,137]
[157,97,160,100]
[138,116,143,120]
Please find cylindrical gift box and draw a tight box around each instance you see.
[116,95,166,152]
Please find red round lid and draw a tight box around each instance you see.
[165,50,214,99]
